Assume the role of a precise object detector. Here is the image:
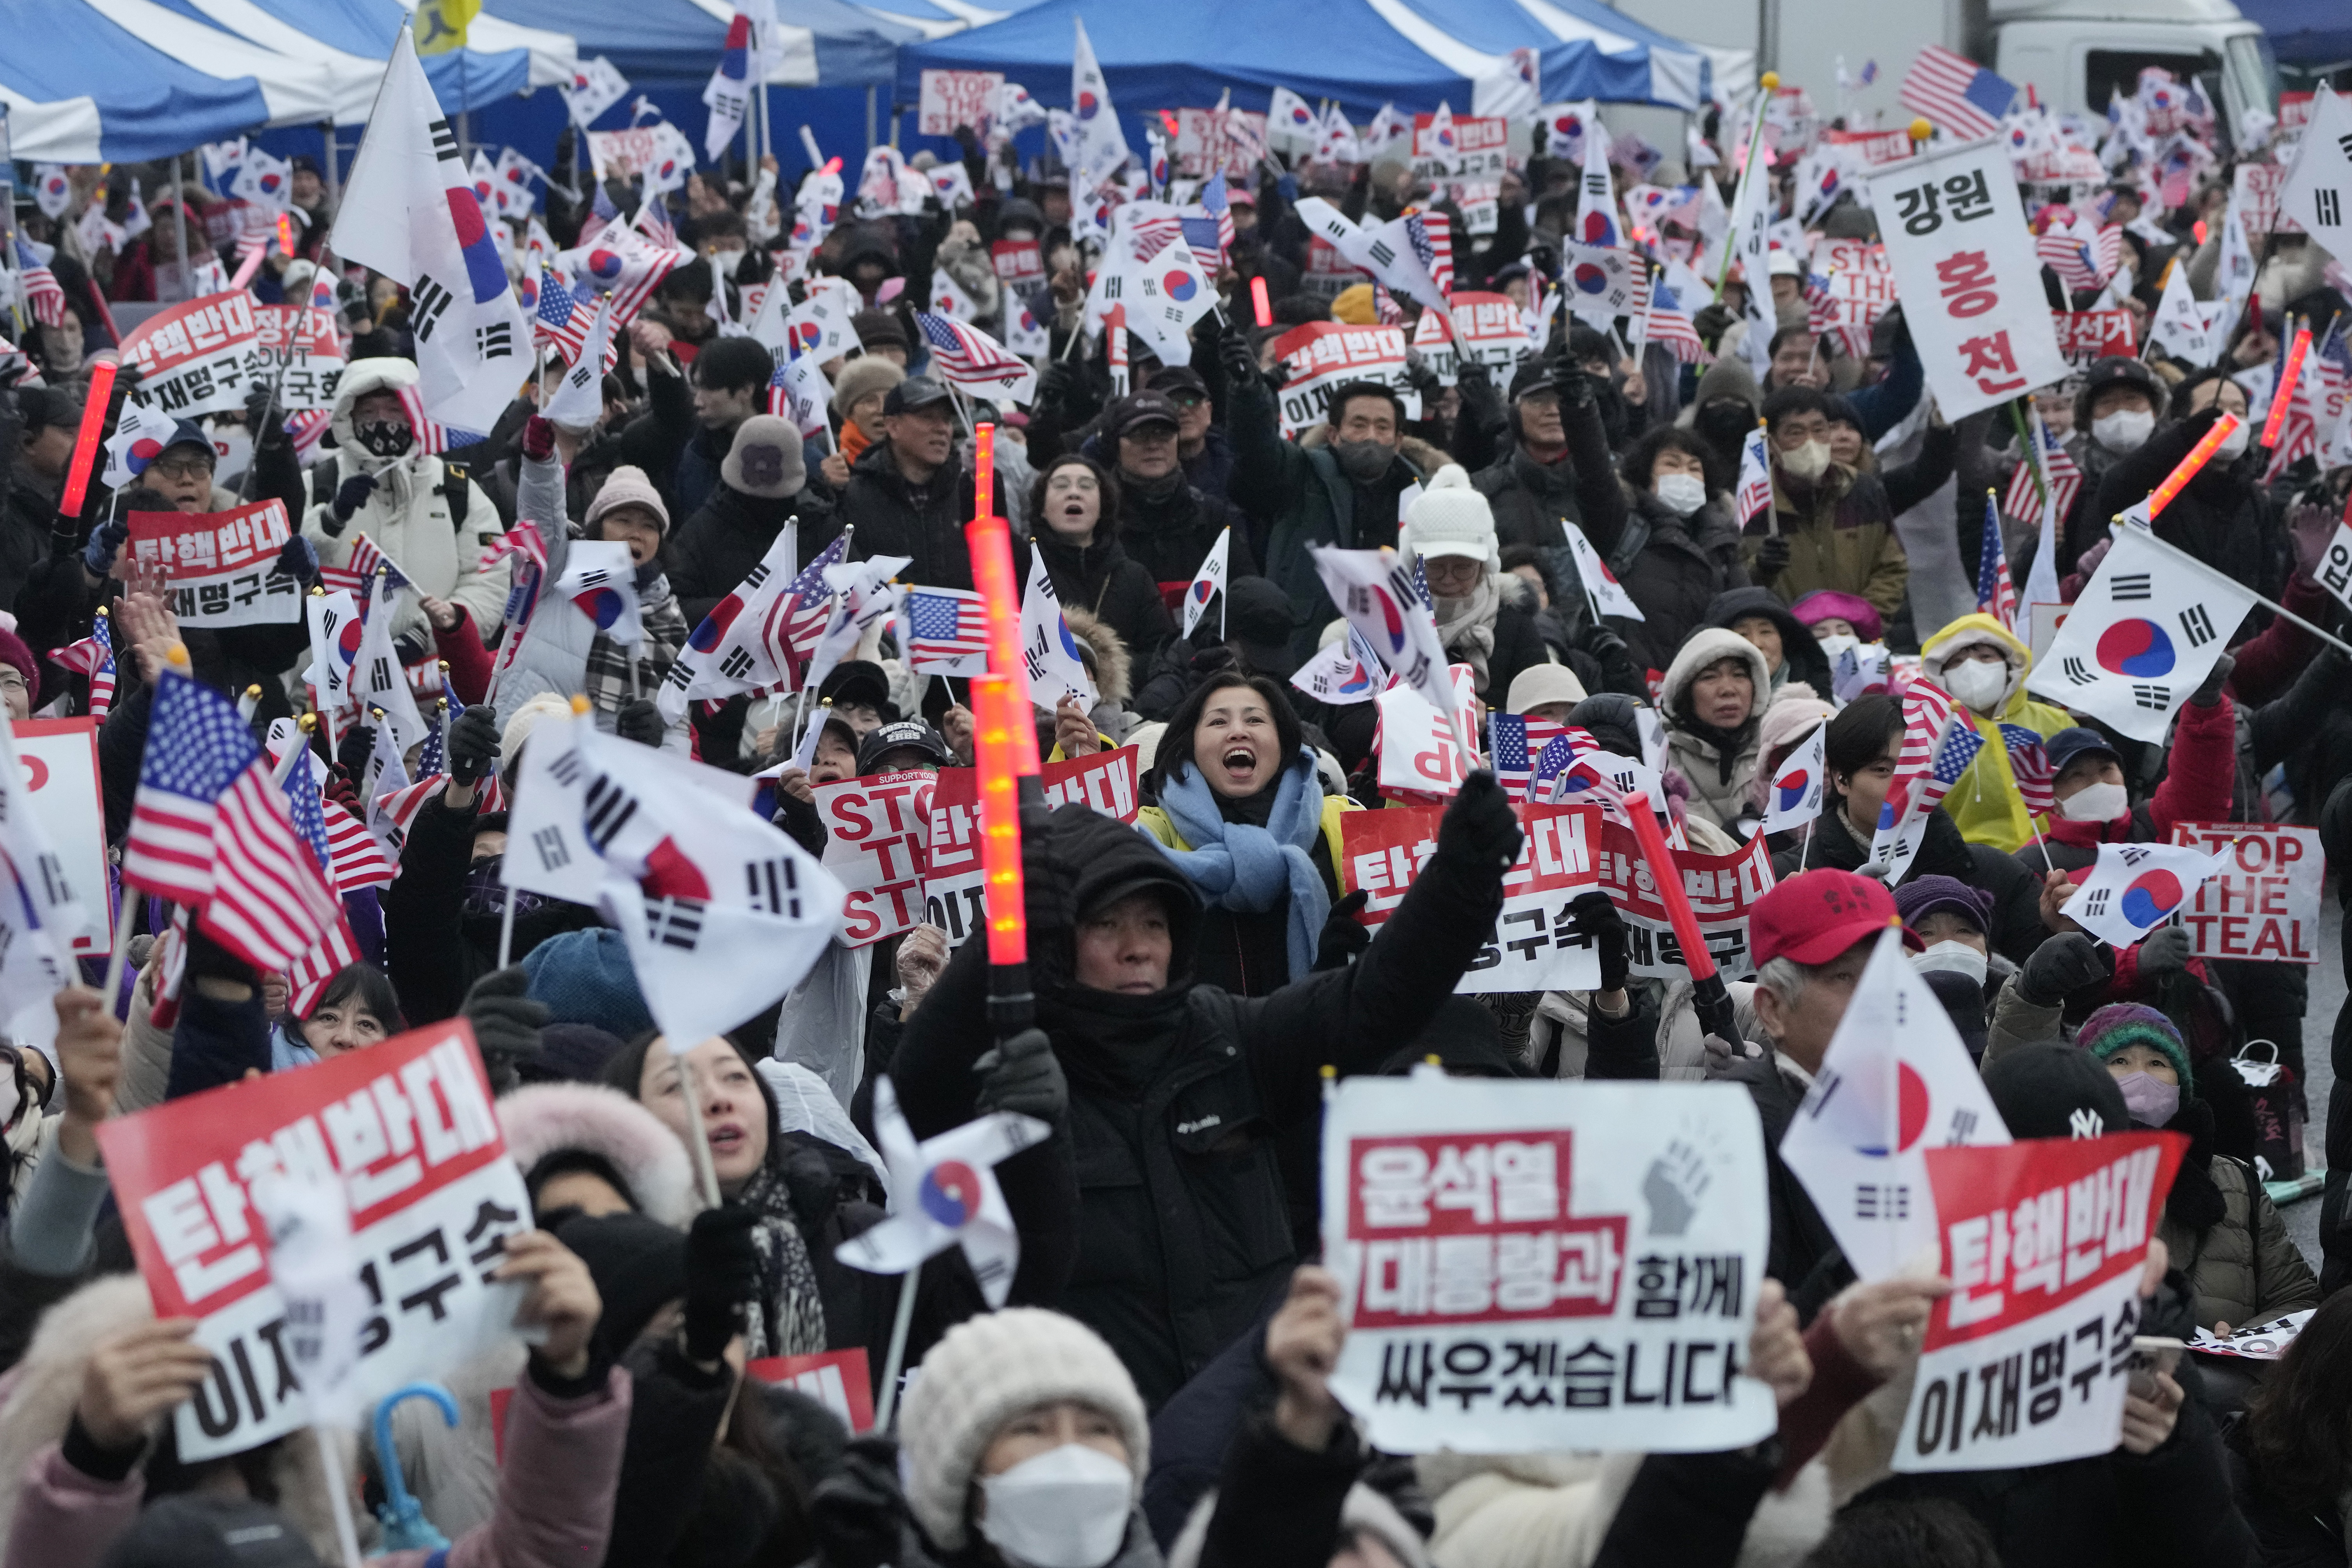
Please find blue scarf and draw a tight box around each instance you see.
[1153,748,1329,981]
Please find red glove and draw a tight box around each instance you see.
[323,772,363,819]
[521,414,555,463]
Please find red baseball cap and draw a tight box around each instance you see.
[1748,869,1921,968]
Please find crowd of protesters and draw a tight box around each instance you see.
[0,52,2348,1568]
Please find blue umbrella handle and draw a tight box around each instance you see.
[370,1382,461,1552]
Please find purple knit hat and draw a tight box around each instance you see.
[2075,1002,2194,1101]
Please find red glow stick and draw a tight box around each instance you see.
[961,426,1039,777]
[1617,790,1717,984]
[57,355,119,521]
[276,212,296,258]
[971,673,1028,967]
[2146,413,2240,518]
[2261,324,2311,450]
[1251,276,1272,328]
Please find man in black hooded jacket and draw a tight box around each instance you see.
[892,772,1523,1410]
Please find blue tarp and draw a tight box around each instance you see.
[0,0,276,161]
[168,0,555,114]
[2235,0,2352,69]
[492,0,913,91]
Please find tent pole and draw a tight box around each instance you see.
[866,85,877,153]
[171,155,193,301]
[322,121,340,211]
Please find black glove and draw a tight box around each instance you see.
[1565,891,1630,993]
[1437,771,1523,876]
[1019,804,1070,943]
[614,698,665,748]
[973,1026,1067,1125]
[1033,361,1075,411]
[1219,322,1260,390]
[1576,618,1628,664]
[682,1207,761,1362]
[1456,360,1502,419]
[335,722,375,783]
[2137,924,2193,980]
[1754,534,1792,580]
[276,535,318,587]
[1550,365,1596,408]
[243,379,286,448]
[1314,889,1373,970]
[2018,931,2110,1007]
[809,1438,907,1568]
[1692,302,1735,347]
[460,966,547,1082]
[2189,652,2234,707]
[327,472,378,532]
[447,704,501,785]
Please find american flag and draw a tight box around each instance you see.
[575,217,687,331]
[124,672,341,971]
[12,240,66,328]
[53,611,117,719]
[1646,274,1708,364]
[1406,212,1453,299]
[318,534,408,599]
[1877,679,1979,843]
[2263,319,2349,481]
[904,586,991,672]
[273,747,363,1014]
[393,385,486,457]
[2000,723,2056,817]
[416,690,457,777]
[534,265,592,363]
[286,915,363,1015]
[914,312,1032,394]
[283,742,394,893]
[2002,420,2082,529]
[633,200,677,251]
[373,771,504,856]
[1180,172,1236,267]
[288,409,331,463]
[774,532,850,684]
[483,522,552,683]
[2034,219,2121,294]
[1975,491,2018,630]
[1900,46,2018,141]
[1371,283,1404,326]
[1488,714,1595,801]
[1124,206,1188,265]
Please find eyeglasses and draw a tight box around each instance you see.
[151,454,214,480]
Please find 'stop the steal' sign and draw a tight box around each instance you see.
[1895,1133,2184,1474]
[918,70,1002,137]
[1322,1073,1774,1454]
[96,1022,536,1462]
[2169,821,2325,965]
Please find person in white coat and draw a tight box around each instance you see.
[300,356,511,648]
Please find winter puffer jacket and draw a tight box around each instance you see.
[835,439,1006,592]
[1917,612,2075,855]
[1020,531,1176,668]
[2156,1098,2320,1331]
[669,480,834,630]
[1111,472,1256,596]
[891,797,1507,1411]
[1745,461,1907,621]
[1660,628,1771,835]
[1611,491,1752,676]
[298,357,510,646]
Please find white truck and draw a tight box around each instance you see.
[1611,0,2281,134]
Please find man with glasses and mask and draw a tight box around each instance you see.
[1745,386,1906,625]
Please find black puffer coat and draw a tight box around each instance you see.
[836,440,1006,592]
[1019,531,1176,667]
[669,482,834,630]
[2087,408,2287,606]
[1609,489,1751,676]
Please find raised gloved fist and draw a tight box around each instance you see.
[1438,771,1523,875]
[1314,889,1373,971]
[327,472,379,531]
[682,1207,761,1362]
[447,704,502,785]
[2019,930,2109,1008]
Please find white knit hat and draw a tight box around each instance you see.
[897,1308,1149,1550]
[1400,464,1499,571]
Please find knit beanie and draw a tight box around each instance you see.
[1331,283,1378,325]
[0,623,40,710]
[501,692,573,770]
[1892,873,1993,933]
[584,465,670,538]
[897,1308,1149,1550]
[520,928,656,1038]
[1400,465,1500,572]
[2075,1003,2194,1101]
[830,355,905,418]
[721,415,806,499]
[1504,663,1587,714]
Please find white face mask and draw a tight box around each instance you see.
[2212,416,2250,459]
[1778,438,1833,481]
[1913,940,1989,987]
[1943,657,2009,713]
[2091,409,2154,453]
[2060,780,2129,822]
[1816,633,1858,661]
[1655,472,1707,516]
[977,1444,1133,1568]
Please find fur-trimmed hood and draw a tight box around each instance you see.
[1295,422,1450,480]
[0,1274,343,1558]
[1662,626,1773,720]
[497,1082,697,1228]
[1060,605,1134,705]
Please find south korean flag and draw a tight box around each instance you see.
[2060,839,2233,950]
[2024,524,2256,743]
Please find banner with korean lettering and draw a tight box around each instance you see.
[1447,292,1530,368]
[1342,803,1604,994]
[1867,141,2069,421]
[1409,114,1509,186]
[126,502,303,627]
[119,293,266,418]
[96,1021,534,1462]
[1894,1133,2184,1473]
[1322,1073,1773,1453]
[1274,323,1418,438]
[1302,237,1370,303]
[249,304,347,412]
[2053,310,2137,371]
[2169,822,2325,966]
[923,749,1140,950]
[1594,821,1775,981]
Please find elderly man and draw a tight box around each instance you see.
[836,376,1005,590]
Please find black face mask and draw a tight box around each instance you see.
[354,418,415,458]
[463,857,548,919]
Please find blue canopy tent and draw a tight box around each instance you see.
[2234,0,2352,70]
[490,0,911,90]
[895,0,1715,160]
[167,0,576,117]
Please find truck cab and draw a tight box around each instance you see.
[1990,0,2281,130]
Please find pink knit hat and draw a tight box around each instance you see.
[1789,589,1882,644]
[583,465,670,537]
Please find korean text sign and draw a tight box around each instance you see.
[1272,323,1418,438]
[2169,822,2324,965]
[1323,1074,1774,1453]
[1343,803,1605,994]
[1894,1132,2184,1473]
[119,294,267,418]
[97,1022,535,1461]
[1865,141,2069,421]
[127,501,303,628]
[1594,820,1776,981]
[923,748,1140,949]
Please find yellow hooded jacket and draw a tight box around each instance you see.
[1920,612,2074,854]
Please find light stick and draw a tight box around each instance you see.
[1251,276,1272,328]
[2145,413,2240,518]
[2260,324,2311,450]
[971,673,1028,970]
[1618,789,1736,1042]
[961,429,1039,779]
[58,356,119,522]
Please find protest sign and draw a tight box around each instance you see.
[1301,236,1370,302]
[2169,821,2324,965]
[2232,161,2300,237]
[2053,310,2137,370]
[2316,519,2352,616]
[96,1022,534,1462]
[1893,1132,2184,1473]
[14,717,108,954]
[746,1350,876,1432]
[1593,821,1776,981]
[1409,113,1510,186]
[1321,1072,1774,1453]
[990,238,1044,288]
[1447,292,1530,368]
[118,293,266,418]
[1171,107,1267,181]
[585,123,696,186]
[818,769,938,947]
[126,502,303,628]
[923,749,1140,949]
[1867,141,2068,420]
[1373,665,1481,801]
[1272,323,1418,438]
[249,304,347,411]
[1827,128,1919,167]
[1411,307,1457,384]
[918,69,1003,138]
[1342,803,1605,994]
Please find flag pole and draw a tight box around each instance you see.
[874,1269,921,1429]
[1619,788,1736,1043]
[2109,516,2352,660]
[673,1030,727,1210]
